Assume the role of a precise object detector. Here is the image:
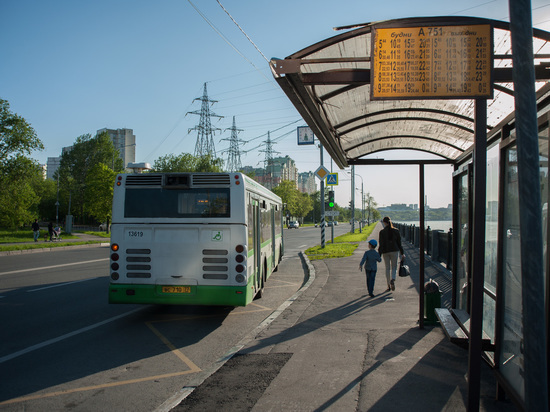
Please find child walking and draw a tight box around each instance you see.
[359,239,382,297]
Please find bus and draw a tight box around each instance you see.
[108,172,284,306]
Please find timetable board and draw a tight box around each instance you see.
[371,24,493,100]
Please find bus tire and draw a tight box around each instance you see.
[254,261,267,299]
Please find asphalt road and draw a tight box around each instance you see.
[0,225,349,411]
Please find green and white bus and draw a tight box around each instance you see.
[108,172,284,306]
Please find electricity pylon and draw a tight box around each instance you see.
[222,116,244,172]
[259,132,280,189]
[188,83,223,158]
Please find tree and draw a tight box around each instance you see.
[272,180,299,213]
[364,192,378,224]
[0,99,43,163]
[272,180,313,222]
[0,155,43,228]
[0,99,44,228]
[35,177,58,222]
[57,131,123,223]
[85,163,117,231]
[151,153,224,173]
[293,191,313,222]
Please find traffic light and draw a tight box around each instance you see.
[328,191,335,208]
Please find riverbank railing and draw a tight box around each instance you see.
[394,223,453,271]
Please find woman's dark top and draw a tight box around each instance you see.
[378,226,404,255]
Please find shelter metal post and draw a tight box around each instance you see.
[320,145,325,249]
[468,99,487,411]
[351,165,355,233]
[509,0,549,409]
[419,164,425,330]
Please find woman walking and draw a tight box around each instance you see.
[378,216,405,291]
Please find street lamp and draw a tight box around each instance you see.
[354,174,364,233]
[345,169,364,233]
[55,173,60,225]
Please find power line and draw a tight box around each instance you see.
[187,0,271,82]
[216,0,270,63]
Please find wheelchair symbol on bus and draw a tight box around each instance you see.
[212,231,223,241]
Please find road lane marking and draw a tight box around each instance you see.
[0,258,109,277]
[0,370,198,406]
[0,313,204,406]
[28,278,97,292]
[0,307,144,365]
[145,322,201,372]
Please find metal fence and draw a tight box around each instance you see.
[394,223,453,271]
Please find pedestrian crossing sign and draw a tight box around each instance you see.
[326,173,338,185]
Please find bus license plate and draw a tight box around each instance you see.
[162,286,191,294]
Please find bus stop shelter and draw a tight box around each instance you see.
[270,13,550,412]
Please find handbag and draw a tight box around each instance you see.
[399,259,410,277]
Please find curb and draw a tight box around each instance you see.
[154,251,316,412]
[0,242,110,256]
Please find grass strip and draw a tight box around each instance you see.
[81,231,110,238]
[305,222,378,260]
[305,242,359,260]
[0,230,80,243]
[0,240,106,252]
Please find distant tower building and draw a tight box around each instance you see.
[274,155,298,186]
[224,116,244,172]
[188,83,222,158]
[46,145,73,179]
[47,157,61,180]
[97,128,136,169]
[298,172,316,194]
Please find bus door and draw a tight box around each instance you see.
[252,198,261,291]
[271,205,276,269]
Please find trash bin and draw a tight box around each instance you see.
[424,279,441,323]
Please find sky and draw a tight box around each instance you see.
[2,0,550,209]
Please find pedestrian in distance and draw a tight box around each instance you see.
[47,221,54,242]
[359,239,382,297]
[32,219,40,242]
[378,216,405,292]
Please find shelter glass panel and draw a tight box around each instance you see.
[499,132,549,400]
[456,173,469,311]
[500,145,523,400]
[483,144,499,343]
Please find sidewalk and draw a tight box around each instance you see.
[172,223,516,411]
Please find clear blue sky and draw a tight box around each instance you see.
[2,1,549,208]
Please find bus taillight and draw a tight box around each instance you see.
[111,243,119,251]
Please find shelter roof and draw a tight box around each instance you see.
[271,17,550,168]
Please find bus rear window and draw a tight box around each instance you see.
[124,188,230,218]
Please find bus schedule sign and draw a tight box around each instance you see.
[371,24,493,100]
